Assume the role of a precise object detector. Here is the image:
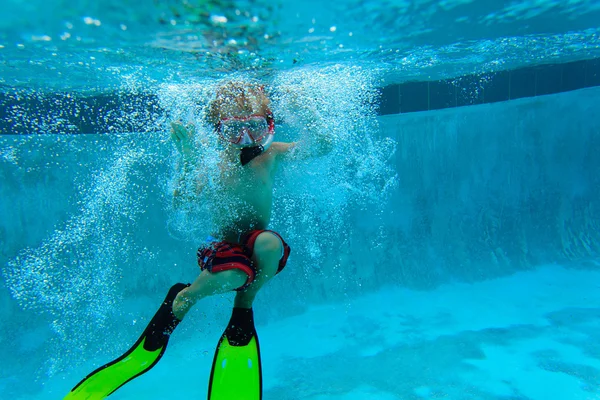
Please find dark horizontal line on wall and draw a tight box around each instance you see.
[1,57,599,134]
[0,91,163,135]
[377,58,600,116]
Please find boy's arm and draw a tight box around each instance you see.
[307,129,335,157]
[272,130,334,162]
[171,122,202,207]
[274,97,335,161]
[172,155,199,208]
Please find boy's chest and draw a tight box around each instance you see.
[219,155,274,188]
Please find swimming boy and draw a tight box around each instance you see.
[170,81,294,318]
[64,81,330,399]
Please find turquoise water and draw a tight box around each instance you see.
[2,0,600,89]
[1,1,600,399]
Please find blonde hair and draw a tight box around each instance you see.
[207,81,271,126]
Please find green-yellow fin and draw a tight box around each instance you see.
[64,337,164,400]
[208,307,262,400]
[64,283,188,400]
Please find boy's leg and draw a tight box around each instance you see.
[175,231,286,315]
[207,232,284,398]
[173,268,247,319]
[65,234,283,398]
[234,231,284,308]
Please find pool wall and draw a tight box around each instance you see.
[0,87,599,390]
[375,86,600,286]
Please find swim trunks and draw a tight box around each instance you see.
[197,230,291,291]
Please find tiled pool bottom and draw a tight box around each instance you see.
[33,264,600,400]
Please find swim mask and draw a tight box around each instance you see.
[217,113,275,148]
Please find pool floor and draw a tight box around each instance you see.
[36,264,600,399]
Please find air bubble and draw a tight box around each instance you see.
[210,15,228,24]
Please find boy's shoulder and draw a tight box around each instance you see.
[268,141,305,164]
[263,141,295,166]
[269,141,297,154]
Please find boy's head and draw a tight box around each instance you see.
[207,81,275,152]
[207,81,271,126]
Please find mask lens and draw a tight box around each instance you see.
[219,116,269,143]
[220,120,246,142]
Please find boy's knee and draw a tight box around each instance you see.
[173,288,194,319]
[175,286,198,306]
[253,232,282,258]
[217,269,249,290]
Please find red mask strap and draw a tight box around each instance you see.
[266,110,275,133]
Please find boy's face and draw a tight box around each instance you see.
[217,112,274,148]
[209,83,273,148]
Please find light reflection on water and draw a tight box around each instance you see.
[1,0,600,89]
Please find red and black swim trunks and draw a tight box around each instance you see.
[197,230,291,291]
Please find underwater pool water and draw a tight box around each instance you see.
[2,0,600,90]
[1,1,600,399]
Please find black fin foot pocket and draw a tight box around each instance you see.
[143,282,190,351]
[225,307,256,346]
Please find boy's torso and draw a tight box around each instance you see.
[209,147,279,242]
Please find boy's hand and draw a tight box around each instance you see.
[170,121,196,158]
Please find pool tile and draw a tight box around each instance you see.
[586,58,600,87]
[561,61,586,92]
[400,81,429,113]
[378,84,400,115]
[456,74,484,107]
[535,64,562,96]
[483,71,510,103]
[429,80,456,110]
[510,69,536,99]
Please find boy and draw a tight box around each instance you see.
[64,81,327,399]
[170,80,294,317]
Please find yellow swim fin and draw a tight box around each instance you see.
[64,283,189,400]
[208,307,262,400]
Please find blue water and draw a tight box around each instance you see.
[2,0,600,89]
[1,1,600,399]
